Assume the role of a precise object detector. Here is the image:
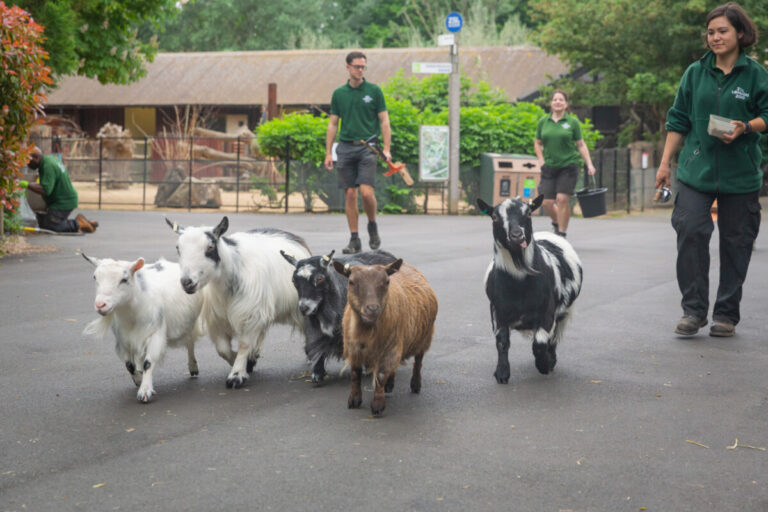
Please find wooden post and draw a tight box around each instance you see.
[268,83,278,121]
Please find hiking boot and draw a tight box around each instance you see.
[710,320,735,337]
[368,223,381,250]
[674,315,707,336]
[342,237,361,254]
[76,214,95,233]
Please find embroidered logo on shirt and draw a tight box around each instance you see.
[731,87,750,100]
[362,95,373,103]
[561,122,570,129]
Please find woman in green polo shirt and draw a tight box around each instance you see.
[656,2,767,338]
[534,90,596,238]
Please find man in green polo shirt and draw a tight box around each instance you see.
[24,147,97,233]
[324,51,392,254]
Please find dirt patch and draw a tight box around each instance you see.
[0,234,58,257]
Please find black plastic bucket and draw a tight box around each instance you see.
[576,187,608,218]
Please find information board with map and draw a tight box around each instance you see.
[419,125,449,182]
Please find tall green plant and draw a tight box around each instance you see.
[1,3,52,238]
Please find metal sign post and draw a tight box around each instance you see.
[445,12,462,214]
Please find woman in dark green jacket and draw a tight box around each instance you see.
[656,2,767,338]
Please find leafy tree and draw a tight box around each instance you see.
[382,70,507,112]
[1,3,52,239]
[530,0,768,137]
[17,0,178,84]
[155,0,353,52]
[155,0,533,50]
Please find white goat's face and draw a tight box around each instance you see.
[83,255,144,316]
[176,227,220,294]
[170,216,229,294]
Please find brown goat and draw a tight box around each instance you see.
[333,258,438,416]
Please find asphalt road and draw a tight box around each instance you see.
[1,207,766,512]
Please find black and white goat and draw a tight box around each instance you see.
[280,249,397,384]
[477,195,582,382]
[82,254,203,402]
[167,216,311,388]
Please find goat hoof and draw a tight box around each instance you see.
[370,401,385,416]
[410,378,421,394]
[535,354,553,375]
[494,369,510,384]
[311,373,326,386]
[226,374,247,389]
[137,389,154,403]
[246,358,258,374]
[348,394,362,409]
[190,370,199,378]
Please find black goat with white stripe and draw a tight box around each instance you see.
[280,249,397,384]
[477,195,583,382]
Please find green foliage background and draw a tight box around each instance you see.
[255,73,601,212]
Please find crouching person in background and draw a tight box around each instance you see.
[23,146,98,233]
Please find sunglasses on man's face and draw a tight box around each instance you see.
[349,64,367,70]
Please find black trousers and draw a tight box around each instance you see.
[36,209,79,233]
[671,181,761,325]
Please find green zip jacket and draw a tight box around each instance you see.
[666,50,768,194]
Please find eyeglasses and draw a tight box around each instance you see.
[349,65,367,70]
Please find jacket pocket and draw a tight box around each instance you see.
[683,147,700,167]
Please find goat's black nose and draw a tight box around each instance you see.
[180,277,195,293]
[509,226,524,240]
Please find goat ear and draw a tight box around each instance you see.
[332,260,350,277]
[165,216,184,234]
[280,250,298,267]
[81,252,99,266]
[213,217,229,239]
[385,258,403,276]
[130,258,145,274]
[476,198,493,217]
[530,194,544,213]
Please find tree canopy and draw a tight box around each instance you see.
[530,0,768,137]
[17,0,179,84]
[156,0,534,51]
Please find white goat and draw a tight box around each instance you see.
[82,254,203,403]
[167,216,310,388]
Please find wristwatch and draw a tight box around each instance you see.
[744,121,752,134]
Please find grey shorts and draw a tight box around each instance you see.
[538,163,579,199]
[336,141,378,189]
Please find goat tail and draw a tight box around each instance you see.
[82,315,112,339]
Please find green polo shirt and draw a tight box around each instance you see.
[535,113,584,168]
[38,155,78,211]
[330,79,387,142]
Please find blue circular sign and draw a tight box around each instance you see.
[446,12,463,33]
